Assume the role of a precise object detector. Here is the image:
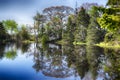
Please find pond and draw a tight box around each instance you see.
[0,42,120,80]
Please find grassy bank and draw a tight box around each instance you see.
[96,42,120,49]
[56,39,120,49]
[56,40,86,45]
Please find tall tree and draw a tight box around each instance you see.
[43,6,74,40]
[33,12,46,42]
[87,6,105,45]
[66,15,76,44]
[74,7,90,42]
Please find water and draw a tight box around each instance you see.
[0,42,120,80]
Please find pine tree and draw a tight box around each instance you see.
[87,6,105,45]
[66,15,76,44]
[74,7,90,42]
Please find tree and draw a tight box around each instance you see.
[43,6,74,40]
[97,0,120,43]
[43,6,74,21]
[74,7,90,42]
[87,6,105,45]
[0,22,8,43]
[66,15,76,44]
[106,0,120,7]
[20,25,30,40]
[33,12,46,42]
[98,0,120,32]
[98,13,120,33]
[3,20,18,34]
[81,3,98,12]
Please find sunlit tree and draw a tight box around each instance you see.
[3,20,18,34]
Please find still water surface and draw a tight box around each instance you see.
[0,43,120,80]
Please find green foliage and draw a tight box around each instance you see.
[21,25,30,40]
[0,22,7,41]
[41,34,49,45]
[74,7,90,42]
[87,26,101,45]
[107,0,120,7]
[98,14,120,32]
[3,20,18,34]
[104,32,114,42]
[0,22,9,43]
[96,0,120,46]
[5,50,17,60]
[66,15,76,44]
[16,25,30,41]
[87,6,105,45]
[77,7,90,28]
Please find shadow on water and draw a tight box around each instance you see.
[0,42,120,80]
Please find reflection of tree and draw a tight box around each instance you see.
[65,45,89,79]
[21,43,31,53]
[32,43,74,78]
[5,50,17,60]
[0,44,6,60]
[32,44,45,72]
[86,46,104,80]
[16,42,31,53]
[74,45,89,79]
[104,49,120,80]
[4,43,18,60]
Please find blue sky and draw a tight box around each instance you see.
[0,0,107,25]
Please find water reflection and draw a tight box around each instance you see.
[0,44,6,60]
[33,44,74,78]
[0,43,120,80]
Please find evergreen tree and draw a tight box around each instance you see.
[87,6,105,45]
[74,7,90,42]
[66,15,76,44]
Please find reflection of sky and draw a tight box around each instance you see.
[0,0,107,25]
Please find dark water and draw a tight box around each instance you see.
[0,43,120,80]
